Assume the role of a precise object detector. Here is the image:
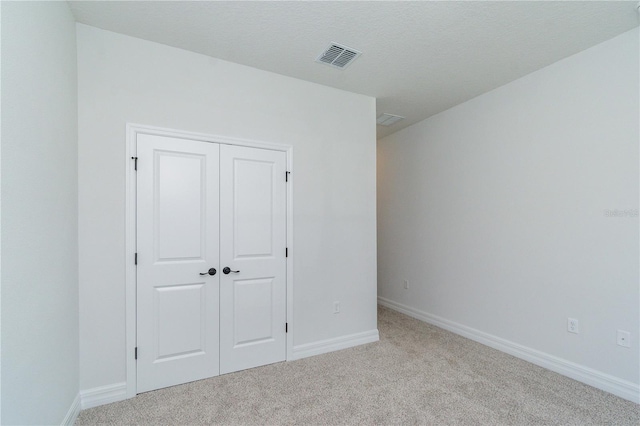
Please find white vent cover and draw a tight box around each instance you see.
[376,113,405,126]
[316,43,362,69]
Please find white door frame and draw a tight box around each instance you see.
[124,123,294,398]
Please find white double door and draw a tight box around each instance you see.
[136,134,287,393]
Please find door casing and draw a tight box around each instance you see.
[125,123,294,398]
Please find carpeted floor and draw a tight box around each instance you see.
[77,306,640,425]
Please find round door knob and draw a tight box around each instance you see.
[222,267,240,274]
[199,268,217,276]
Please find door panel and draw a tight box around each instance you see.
[136,134,220,393]
[232,277,275,346]
[155,153,206,260]
[220,145,287,374]
[233,160,275,257]
[155,283,206,359]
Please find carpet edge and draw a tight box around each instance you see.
[378,296,640,404]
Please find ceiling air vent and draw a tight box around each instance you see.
[376,113,405,126]
[316,43,362,69]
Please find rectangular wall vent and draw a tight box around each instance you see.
[376,113,405,126]
[316,43,362,69]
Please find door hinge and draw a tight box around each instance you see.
[135,253,138,265]
[135,347,138,360]
[286,247,288,258]
[285,323,288,333]
[131,156,138,170]
[286,171,290,182]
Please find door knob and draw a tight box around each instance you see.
[199,268,217,276]
[222,267,240,274]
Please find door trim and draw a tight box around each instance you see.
[125,123,294,398]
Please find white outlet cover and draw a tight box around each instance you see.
[617,330,631,348]
[567,318,579,334]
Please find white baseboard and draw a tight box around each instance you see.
[78,331,379,411]
[378,297,640,404]
[61,393,81,425]
[80,382,128,410]
[291,329,379,360]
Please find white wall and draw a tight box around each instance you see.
[1,2,79,424]
[378,28,639,399]
[77,25,377,392]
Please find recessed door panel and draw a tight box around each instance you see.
[137,134,220,393]
[155,283,206,359]
[155,153,205,261]
[233,160,274,258]
[232,278,275,347]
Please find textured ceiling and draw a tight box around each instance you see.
[68,1,639,139]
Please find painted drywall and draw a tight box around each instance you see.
[77,24,377,392]
[378,28,639,389]
[1,2,79,424]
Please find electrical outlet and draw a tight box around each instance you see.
[333,301,340,314]
[617,330,631,348]
[403,280,409,290]
[567,318,579,334]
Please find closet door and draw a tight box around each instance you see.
[136,134,220,393]
[219,144,287,374]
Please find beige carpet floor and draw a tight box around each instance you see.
[77,306,640,425]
